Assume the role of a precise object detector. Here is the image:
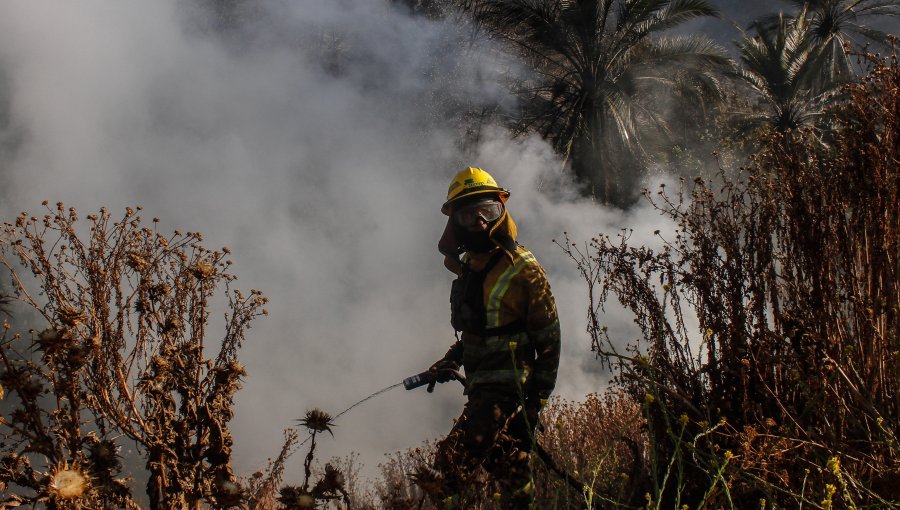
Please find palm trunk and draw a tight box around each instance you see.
[571,105,607,202]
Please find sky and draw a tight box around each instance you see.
[689,0,786,37]
[0,0,888,490]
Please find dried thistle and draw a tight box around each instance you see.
[48,463,91,500]
[297,409,335,436]
[163,316,183,332]
[312,463,345,496]
[149,354,171,375]
[408,463,444,498]
[1,205,267,509]
[560,51,900,507]
[126,251,149,271]
[35,326,75,356]
[148,283,171,301]
[212,360,247,389]
[190,260,216,280]
[87,438,121,473]
[277,486,316,509]
[57,305,87,327]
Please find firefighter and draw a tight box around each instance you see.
[429,167,561,508]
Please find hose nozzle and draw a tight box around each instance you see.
[403,369,464,392]
[403,371,434,390]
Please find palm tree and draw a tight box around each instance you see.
[460,0,729,206]
[732,11,843,135]
[760,0,900,84]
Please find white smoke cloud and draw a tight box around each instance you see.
[0,0,675,485]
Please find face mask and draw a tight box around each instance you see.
[456,226,494,252]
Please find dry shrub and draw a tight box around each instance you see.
[342,389,644,509]
[0,205,267,509]
[374,447,437,509]
[538,390,646,507]
[330,444,457,510]
[565,49,899,508]
[246,429,300,509]
[246,412,359,510]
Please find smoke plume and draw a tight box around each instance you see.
[0,0,675,481]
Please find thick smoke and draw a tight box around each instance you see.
[0,1,674,482]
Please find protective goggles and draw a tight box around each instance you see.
[452,200,504,227]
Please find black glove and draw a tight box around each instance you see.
[432,369,458,383]
[431,341,462,371]
[426,360,461,392]
[429,357,460,373]
[426,341,463,393]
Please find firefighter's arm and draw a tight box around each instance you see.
[528,319,561,404]
[430,340,463,372]
[523,264,561,405]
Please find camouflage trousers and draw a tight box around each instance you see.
[432,394,537,508]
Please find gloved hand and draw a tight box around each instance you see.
[426,341,463,393]
[432,369,458,383]
[429,357,460,373]
[425,358,461,393]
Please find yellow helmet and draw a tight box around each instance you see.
[441,167,510,215]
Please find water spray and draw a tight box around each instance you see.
[299,369,463,429]
[290,370,459,451]
[333,382,404,421]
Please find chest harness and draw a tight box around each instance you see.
[450,250,525,336]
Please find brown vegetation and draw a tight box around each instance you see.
[563,50,899,507]
[320,390,644,509]
[0,206,266,509]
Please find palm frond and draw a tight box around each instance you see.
[605,89,640,147]
[641,34,731,67]
[851,0,900,16]
[731,8,848,134]
[652,0,719,32]
[462,0,722,202]
[615,0,669,33]
[844,24,893,45]
[0,293,12,317]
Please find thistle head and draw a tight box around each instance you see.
[190,260,216,280]
[314,463,345,494]
[126,251,149,271]
[278,486,316,509]
[36,327,75,356]
[57,305,87,327]
[87,438,121,472]
[297,408,335,436]
[48,463,91,500]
